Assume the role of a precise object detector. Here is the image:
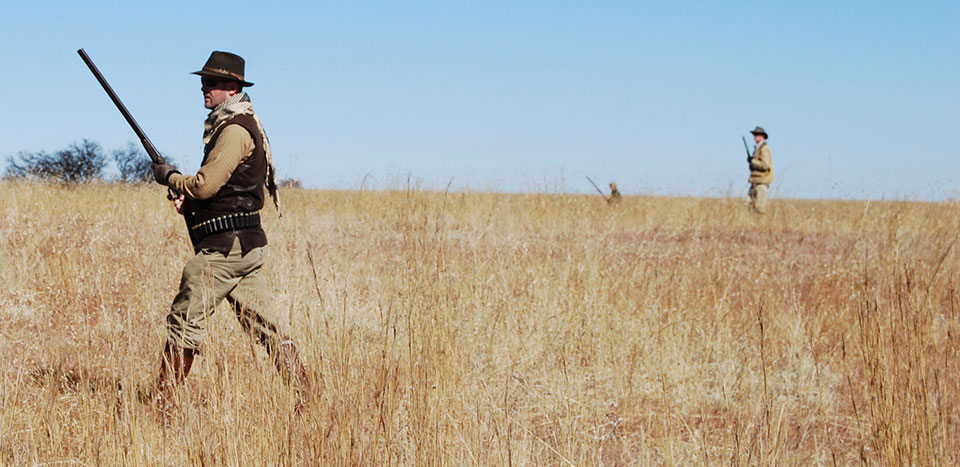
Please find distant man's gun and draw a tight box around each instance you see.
[586,176,609,200]
[77,48,166,165]
[742,136,752,163]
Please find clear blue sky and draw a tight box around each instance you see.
[2,1,957,199]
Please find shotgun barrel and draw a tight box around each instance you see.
[586,176,608,199]
[77,48,166,165]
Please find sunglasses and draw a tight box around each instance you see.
[201,77,227,88]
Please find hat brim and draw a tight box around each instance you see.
[749,130,768,137]
[192,70,254,87]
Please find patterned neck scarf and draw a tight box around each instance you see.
[204,92,281,217]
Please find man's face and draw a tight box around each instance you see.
[754,133,765,144]
[201,76,240,109]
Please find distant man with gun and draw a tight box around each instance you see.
[744,126,773,214]
[79,49,309,406]
[586,176,622,206]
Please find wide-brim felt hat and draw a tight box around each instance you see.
[192,51,254,87]
[749,126,768,138]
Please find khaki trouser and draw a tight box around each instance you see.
[748,183,769,214]
[166,237,286,350]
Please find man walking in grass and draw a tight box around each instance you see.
[607,181,622,205]
[150,51,309,404]
[747,126,774,214]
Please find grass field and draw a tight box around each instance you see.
[1,182,958,465]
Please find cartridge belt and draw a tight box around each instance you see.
[189,211,261,241]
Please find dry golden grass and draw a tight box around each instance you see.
[1,181,959,465]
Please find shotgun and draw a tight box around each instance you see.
[586,176,609,200]
[742,136,752,163]
[77,48,166,165]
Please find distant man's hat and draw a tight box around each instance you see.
[192,51,254,87]
[750,126,768,138]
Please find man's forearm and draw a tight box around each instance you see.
[169,172,224,200]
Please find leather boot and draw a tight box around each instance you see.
[155,342,195,403]
[272,339,311,410]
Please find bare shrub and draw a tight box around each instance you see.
[279,178,302,188]
[4,139,107,183]
[113,142,153,184]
